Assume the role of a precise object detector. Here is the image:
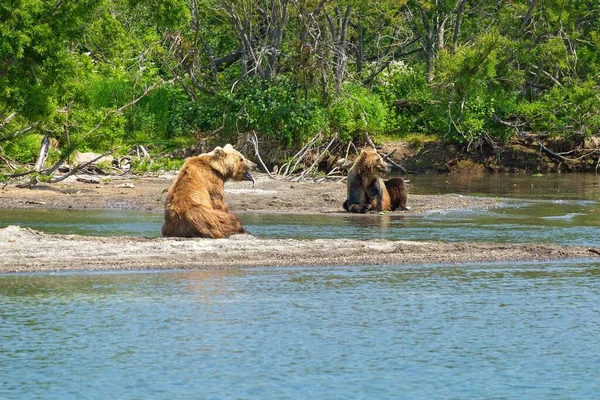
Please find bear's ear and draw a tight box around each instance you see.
[224,143,234,150]
[213,146,225,158]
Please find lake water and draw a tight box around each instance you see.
[399,171,600,200]
[2,262,600,399]
[1,173,599,399]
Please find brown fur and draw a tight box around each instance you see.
[343,149,408,213]
[162,144,257,238]
[384,178,408,211]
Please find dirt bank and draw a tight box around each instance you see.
[382,136,600,174]
[0,172,501,214]
[1,225,595,274]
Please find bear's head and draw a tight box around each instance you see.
[353,149,391,177]
[210,144,257,186]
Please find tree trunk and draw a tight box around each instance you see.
[453,0,467,49]
[521,0,537,30]
[34,135,50,172]
[327,6,352,94]
[355,22,364,75]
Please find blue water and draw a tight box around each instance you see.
[2,262,600,399]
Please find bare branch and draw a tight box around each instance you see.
[453,0,467,48]
[0,112,17,131]
[492,115,525,138]
[521,0,537,30]
[365,134,377,149]
[285,131,323,177]
[0,155,16,171]
[248,132,275,179]
[362,45,420,85]
[295,135,336,180]
[49,150,113,184]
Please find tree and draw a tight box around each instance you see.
[0,0,189,175]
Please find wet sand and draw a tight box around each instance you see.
[0,173,500,214]
[1,173,597,273]
[0,225,594,274]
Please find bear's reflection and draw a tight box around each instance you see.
[343,213,406,230]
[173,270,246,301]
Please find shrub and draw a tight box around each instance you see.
[183,77,325,146]
[375,67,446,137]
[2,134,43,164]
[516,80,600,139]
[328,84,390,140]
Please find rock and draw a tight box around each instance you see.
[114,183,135,188]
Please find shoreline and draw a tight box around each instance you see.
[0,173,504,214]
[1,225,596,274]
[1,173,598,274]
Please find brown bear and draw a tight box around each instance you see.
[162,144,257,238]
[343,149,408,213]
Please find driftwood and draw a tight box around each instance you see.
[114,183,135,188]
[25,200,46,205]
[382,150,409,174]
[15,151,113,188]
[243,130,351,182]
[244,131,410,182]
[0,155,16,171]
[289,134,410,181]
[76,176,101,184]
[135,145,151,159]
[282,131,323,178]
[294,136,337,181]
[493,114,600,171]
[247,131,275,179]
[3,147,141,188]
[33,134,50,172]
[365,134,378,149]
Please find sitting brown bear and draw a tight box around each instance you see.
[343,149,408,213]
[162,144,257,238]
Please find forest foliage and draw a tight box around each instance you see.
[1,0,599,167]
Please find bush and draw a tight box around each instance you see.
[184,77,325,146]
[328,84,390,140]
[376,67,446,137]
[125,85,192,141]
[2,134,43,164]
[130,157,184,174]
[516,80,600,139]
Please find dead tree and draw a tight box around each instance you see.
[326,6,352,93]
[221,0,291,81]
